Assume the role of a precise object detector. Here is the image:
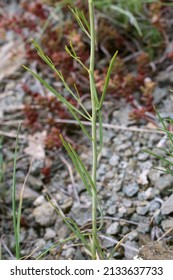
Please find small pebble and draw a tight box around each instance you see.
[149,200,161,212]
[136,205,149,215]
[106,222,121,235]
[44,228,56,240]
[33,195,45,206]
[109,155,120,167]
[106,205,117,215]
[138,152,149,161]
[123,182,139,197]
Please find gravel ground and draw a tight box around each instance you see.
[1,0,173,260]
[1,70,173,259]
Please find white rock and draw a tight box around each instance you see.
[33,195,45,206]
[33,202,56,226]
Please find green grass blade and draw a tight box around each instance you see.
[110,5,142,36]
[99,51,118,109]
[47,196,91,252]
[60,135,92,195]
[144,149,173,167]
[23,66,90,122]
[97,110,103,155]
[68,106,92,140]
[12,123,21,259]
[0,137,4,183]
[36,233,89,260]
[67,143,97,194]
[155,108,173,146]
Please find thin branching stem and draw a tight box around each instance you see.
[88,0,98,260]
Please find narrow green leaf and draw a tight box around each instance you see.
[47,196,91,252]
[69,6,91,38]
[23,66,90,122]
[97,110,103,155]
[68,142,97,194]
[60,135,92,196]
[89,71,99,108]
[68,106,92,140]
[64,45,88,72]
[110,5,142,36]
[144,149,173,167]
[12,123,21,259]
[99,51,118,110]
[155,107,173,146]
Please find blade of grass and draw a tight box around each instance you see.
[0,137,4,183]
[99,51,118,110]
[97,110,103,155]
[12,123,21,259]
[60,135,93,195]
[110,5,142,36]
[155,108,173,146]
[47,195,91,252]
[23,66,92,140]
[16,158,34,249]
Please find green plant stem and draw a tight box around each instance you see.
[88,0,98,260]
[12,124,21,259]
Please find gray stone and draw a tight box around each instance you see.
[44,228,56,240]
[145,187,156,200]
[123,182,139,197]
[63,247,76,259]
[70,203,92,226]
[137,170,149,186]
[161,218,173,231]
[124,241,139,260]
[161,194,173,215]
[109,155,120,166]
[101,147,111,158]
[124,148,133,157]
[106,222,120,235]
[35,239,46,250]
[28,175,43,191]
[154,174,173,193]
[60,196,73,213]
[16,184,39,202]
[118,206,127,217]
[33,195,45,206]
[149,200,161,212]
[138,152,149,161]
[136,205,149,215]
[138,191,147,201]
[148,169,163,184]
[127,231,138,241]
[97,164,107,175]
[33,202,56,226]
[156,70,173,83]
[116,142,131,152]
[153,87,167,104]
[122,199,132,208]
[106,205,117,215]
[102,238,115,249]
[105,170,114,179]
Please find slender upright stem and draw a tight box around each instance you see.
[88,0,98,260]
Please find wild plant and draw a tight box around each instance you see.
[24,0,117,260]
[144,108,173,177]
